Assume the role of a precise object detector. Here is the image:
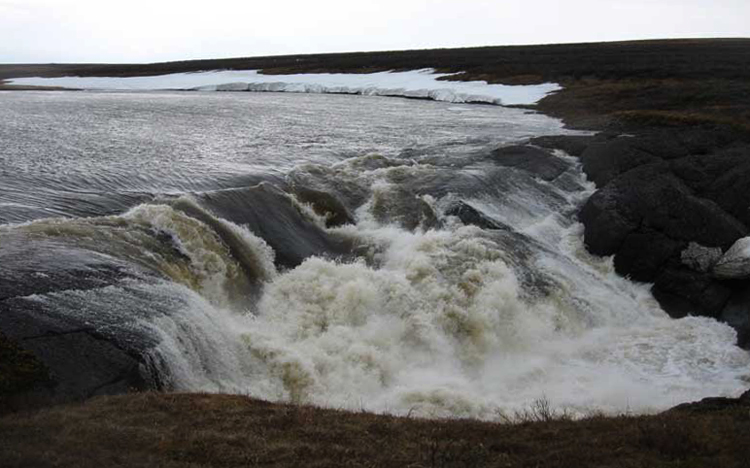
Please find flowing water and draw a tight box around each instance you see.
[1,90,748,418]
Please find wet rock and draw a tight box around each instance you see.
[200,183,354,269]
[445,201,510,231]
[681,242,723,273]
[529,133,616,157]
[0,331,52,412]
[291,187,355,228]
[371,186,439,231]
[713,237,750,279]
[0,237,139,302]
[651,268,732,319]
[579,163,747,269]
[670,146,750,227]
[578,157,747,323]
[579,138,661,186]
[490,145,569,181]
[667,392,750,413]
[720,286,750,349]
[0,297,152,412]
[614,230,684,282]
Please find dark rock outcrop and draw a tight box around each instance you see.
[490,145,569,181]
[0,293,153,413]
[200,183,355,269]
[530,133,616,157]
[0,299,149,406]
[541,130,750,348]
[0,238,162,413]
[720,287,750,349]
[681,242,723,273]
[445,202,510,231]
[669,147,750,227]
[0,331,51,413]
[651,269,732,319]
[578,162,746,270]
[371,186,440,231]
[667,388,750,414]
[579,139,661,186]
[291,186,355,228]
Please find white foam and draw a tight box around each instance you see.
[8,69,560,105]
[226,219,748,419]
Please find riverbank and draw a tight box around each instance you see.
[2,391,749,468]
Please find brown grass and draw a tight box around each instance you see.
[533,77,750,135]
[1,392,749,468]
[612,110,750,132]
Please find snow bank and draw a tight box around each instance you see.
[8,69,560,106]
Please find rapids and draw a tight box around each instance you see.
[1,90,748,418]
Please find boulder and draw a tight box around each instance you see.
[0,299,150,407]
[579,138,661,186]
[291,186,355,228]
[371,186,439,231]
[667,392,750,413]
[445,201,510,231]
[579,163,747,275]
[0,237,162,412]
[713,237,750,279]
[720,286,750,349]
[614,230,685,282]
[490,145,569,181]
[537,129,750,345]
[199,183,355,269]
[669,146,750,227]
[577,151,747,323]
[652,268,732,319]
[681,242,723,273]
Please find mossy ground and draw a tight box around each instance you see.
[1,392,749,468]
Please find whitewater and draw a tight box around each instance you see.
[0,89,747,419]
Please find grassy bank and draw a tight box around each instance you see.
[1,392,749,468]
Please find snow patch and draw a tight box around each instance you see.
[8,69,561,106]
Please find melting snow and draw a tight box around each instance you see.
[9,69,560,106]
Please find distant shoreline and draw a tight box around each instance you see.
[3,38,749,133]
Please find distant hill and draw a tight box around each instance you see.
[1,38,748,83]
[3,39,749,132]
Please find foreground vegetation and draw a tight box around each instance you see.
[1,392,749,468]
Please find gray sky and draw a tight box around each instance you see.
[2,0,749,63]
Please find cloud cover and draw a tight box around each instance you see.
[1,0,749,63]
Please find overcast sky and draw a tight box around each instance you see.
[2,0,749,63]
